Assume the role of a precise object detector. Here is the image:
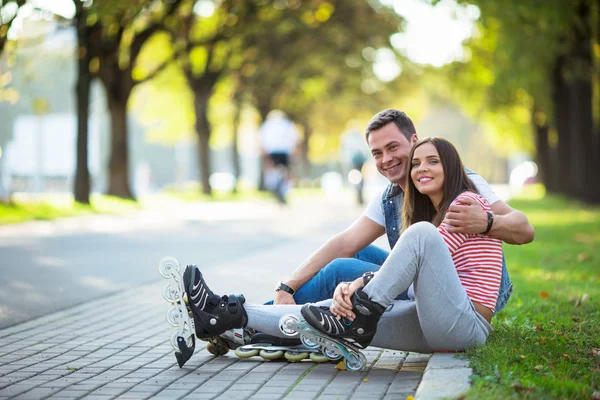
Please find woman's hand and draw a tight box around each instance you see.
[330,278,363,320]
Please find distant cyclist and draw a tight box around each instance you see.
[259,110,299,204]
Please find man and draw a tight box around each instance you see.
[273,109,534,314]
[259,110,299,204]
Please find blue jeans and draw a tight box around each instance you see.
[265,245,393,305]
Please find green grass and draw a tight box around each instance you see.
[463,187,600,399]
[0,187,325,225]
[0,194,140,225]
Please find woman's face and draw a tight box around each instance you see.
[410,142,445,206]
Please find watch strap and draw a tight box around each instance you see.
[275,281,295,295]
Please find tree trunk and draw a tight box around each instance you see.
[74,13,92,204]
[256,103,269,191]
[194,91,212,195]
[567,0,594,202]
[551,55,572,195]
[107,96,133,199]
[231,90,242,193]
[532,118,555,192]
[299,119,310,179]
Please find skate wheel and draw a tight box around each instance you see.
[344,353,364,371]
[323,346,342,361]
[163,284,182,303]
[284,350,308,362]
[166,307,180,327]
[279,315,299,336]
[170,330,193,351]
[309,352,330,363]
[300,335,319,349]
[235,347,259,358]
[259,349,284,360]
[207,342,229,356]
[159,256,181,278]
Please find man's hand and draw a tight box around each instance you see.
[274,290,296,305]
[330,278,363,320]
[443,196,488,234]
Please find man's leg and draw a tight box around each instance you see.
[264,245,389,305]
[293,244,389,303]
[293,257,381,303]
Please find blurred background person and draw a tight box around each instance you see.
[340,123,370,205]
[259,110,299,204]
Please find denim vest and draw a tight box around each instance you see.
[381,179,513,314]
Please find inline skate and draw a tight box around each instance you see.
[279,289,385,371]
[159,257,247,367]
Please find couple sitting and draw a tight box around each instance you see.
[175,109,534,366]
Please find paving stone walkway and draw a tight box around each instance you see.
[0,283,432,400]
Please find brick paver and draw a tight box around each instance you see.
[0,282,429,399]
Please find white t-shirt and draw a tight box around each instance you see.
[259,117,299,154]
[364,172,501,227]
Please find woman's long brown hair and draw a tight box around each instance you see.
[401,137,479,231]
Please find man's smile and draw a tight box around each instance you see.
[384,162,402,172]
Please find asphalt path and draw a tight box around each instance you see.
[0,194,385,329]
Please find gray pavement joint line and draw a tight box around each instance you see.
[249,362,288,395]
[284,363,317,395]
[38,345,216,400]
[162,357,258,400]
[350,349,384,399]
[0,288,152,346]
[97,354,227,400]
[1,320,170,393]
[206,359,286,399]
[313,366,344,399]
[0,286,148,340]
[0,318,168,388]
[0,288,161,355]
[16,342,172,399]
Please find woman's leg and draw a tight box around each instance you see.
[363,222,492,351]
[243,300,434,353]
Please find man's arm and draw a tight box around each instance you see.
[275,216,385,304]
[443,197,534,245]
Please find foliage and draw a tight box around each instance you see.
[0,0,25,54]
[464,190,600,399]
[430,0,580,155]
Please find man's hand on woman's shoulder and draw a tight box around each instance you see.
[443,195,488,235]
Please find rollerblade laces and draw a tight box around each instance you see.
[301,289,385,349]
[183,269,248,339]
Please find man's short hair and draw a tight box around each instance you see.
[365,109,417,140]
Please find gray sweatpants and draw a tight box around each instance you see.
[245,222,493,353]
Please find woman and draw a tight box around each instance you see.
[172,137,503,366]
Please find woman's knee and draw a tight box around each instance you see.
[404,221,439,241]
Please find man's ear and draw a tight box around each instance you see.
[410,135,419,145]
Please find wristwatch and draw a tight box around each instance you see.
[275,281,295,295]
[362,271,375,286]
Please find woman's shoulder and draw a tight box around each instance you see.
[453,191,490,209]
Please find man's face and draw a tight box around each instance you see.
[367,123,417,186]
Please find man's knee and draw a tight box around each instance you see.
[320,258,352,279]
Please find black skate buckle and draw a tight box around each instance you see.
[175,335,196,368]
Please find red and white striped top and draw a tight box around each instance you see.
[438,191,503,313]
